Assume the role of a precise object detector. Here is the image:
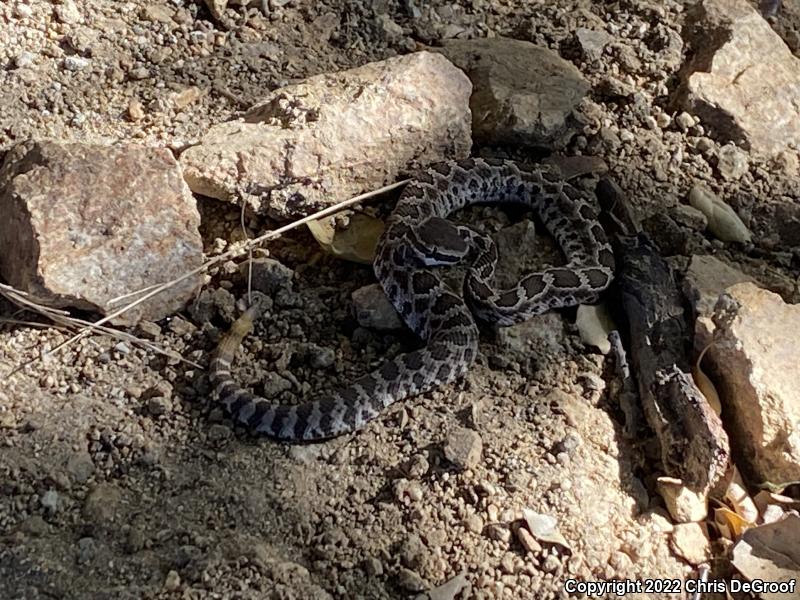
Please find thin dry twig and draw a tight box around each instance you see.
[44,178,409,359]
[0,283,203,375]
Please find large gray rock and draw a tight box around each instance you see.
[706,283,800,483]
[678,0,800,155]
[180,51,472,220]
[433,37,590,148]
[683,255,755,321]
[0,141,203,325]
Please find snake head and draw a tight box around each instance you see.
[411,216,470,266]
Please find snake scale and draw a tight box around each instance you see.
[210,158,615,441]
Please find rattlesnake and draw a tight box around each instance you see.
[210,158,615,441]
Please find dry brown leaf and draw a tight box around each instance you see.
[693,342,721,415]
[714,506,754,540]
[307,213,385,264]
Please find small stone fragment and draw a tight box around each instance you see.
[127,99,145,121]
[363,557,384,576]
[463,514,484,534]
[147,396,173,416]
[14,51,35,69]
[164,570,181,592]
[54,0,81,23]
[670,522,710,565]
[244,258,294,296]
[716,143,749,180]
[397,567,428,592]
[352,284,403,331]
[426,572,471,600]
[671,204,708,231]
[405,454,430,479]
[83,484,122,525]
[66,452,95,484]
[77,537,97,564]
[485,523,511,543]
[516,525,542,554]
[307,345,335,369]
[443,427,482,471]
[575,28,613,61]
[656,477,708,523]
[40,489,59,513]
[674,112,696,132]
[64,56,90,71]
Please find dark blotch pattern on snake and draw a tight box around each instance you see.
[210,158,615,440]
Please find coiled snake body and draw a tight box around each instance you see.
[210,158,615,440]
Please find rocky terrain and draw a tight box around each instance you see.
[1,1,799,599]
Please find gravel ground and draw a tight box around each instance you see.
[1,1,799,599]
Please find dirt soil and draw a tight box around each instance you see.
[1,1,799,599]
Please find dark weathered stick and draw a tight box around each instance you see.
[608,330,642,439]
[598,179,729,493]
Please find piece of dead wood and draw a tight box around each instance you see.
[597,178,729,494]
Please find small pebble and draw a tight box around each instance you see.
[64,56,90,71]
[164,570,181,591]
[675,111,696,131]
[396,567,428,592]
[405,454,429,479]
[40,489,59,513]
[14,51,36,69]
[464,514,484,534]
[485,523,511,543]
[15,4,33,18]
[77,537,96,564]
[363,557,384,576]
[516,526,542,554]
[147,396,172,416]
[443,427,482,471]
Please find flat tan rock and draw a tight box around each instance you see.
[679,0,800,155]
[180,51,472,220]
[707,283,800,483]
[0,140,203,325]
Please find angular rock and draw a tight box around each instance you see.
[433,37,590,148]
[575,28,613,61]
[443,427,483,471]
[716,143,749,180]
[671,204,708,232]
[678,0,800,155]
[352,284,403,331]
[83,483,122,525]
[706,283,800,483]
[683,255,755,320]
[0,141,203,325]
[181,52,472,220]
[241,257,294,296]
[656,477,708,523]
[670,523,710,565]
